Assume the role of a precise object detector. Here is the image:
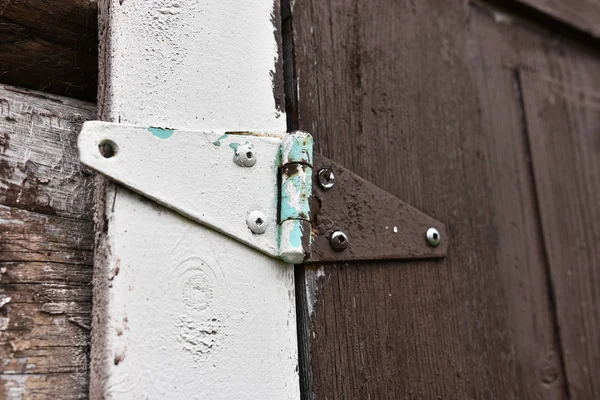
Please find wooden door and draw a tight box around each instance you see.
[2,0,600,399]
[286,1,600,399]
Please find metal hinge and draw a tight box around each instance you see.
[79,121,447,264]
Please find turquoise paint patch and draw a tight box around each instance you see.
[288,220,303,248]
[229,141,249,154]
[284,133,313,164]
[148,127,174,139]
[273,145,282,169]
[280,165,312,221]
[213,133,228,147]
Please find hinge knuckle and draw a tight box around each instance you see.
[278,131,314,263]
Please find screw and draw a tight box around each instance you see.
[234,144,256,167]
[426,228,441,247]
[317,168,335,189]
[247,210,268,234]
[330,230,349,251]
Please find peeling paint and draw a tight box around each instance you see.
[212,133,228,147]
[280,164,311,221]
[279,220,311,263]
[0,297,11,308]
[1,374,28,399]
[279,132,313,263]
[229,142,241,152]
[281,131,313,164]
[147,127,174,139]
[304,266,325,318]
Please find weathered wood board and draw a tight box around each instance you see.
[0,85,95,398]
[290,0,600,398]
[0,1,98,101]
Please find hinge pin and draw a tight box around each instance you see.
[279,132,314,263]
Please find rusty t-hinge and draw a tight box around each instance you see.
[78,121,447,264]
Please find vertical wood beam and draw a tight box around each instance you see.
[93,1,299,398]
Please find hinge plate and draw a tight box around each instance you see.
[79,121,447,263]
[309,153,447,262]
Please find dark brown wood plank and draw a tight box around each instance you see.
[470,5,600,398]
[0,84,94,399]
[467,6,575,399]
[520,64,600,400]
[291,0,526,398]
[0,0,97,52]
[0,1,98,101]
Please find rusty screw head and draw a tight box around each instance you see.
[317,168,335,189]
[426,228,441,247]
[330,230,349,251]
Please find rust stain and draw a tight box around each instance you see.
[225,130,282,138]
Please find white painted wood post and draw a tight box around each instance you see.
[92,1,298,398]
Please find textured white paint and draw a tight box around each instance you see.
[101,0,284,132]
[79,122,283,258]
[93,0,299,399]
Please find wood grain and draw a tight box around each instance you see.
[520,67,600,400]
[291,0,600,398]
[0,1,98,101]
[468,7,572,399]
[0,84,95,399]
[0,85,96,219]
[471,5,600,397]
[515,0,600,38]
[292,0,520,398]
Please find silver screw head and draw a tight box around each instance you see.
[317,168,335,189]
[426,227,441,247]
[330,230,349,251]
[234,144,257,167]
[247,210,267,234]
